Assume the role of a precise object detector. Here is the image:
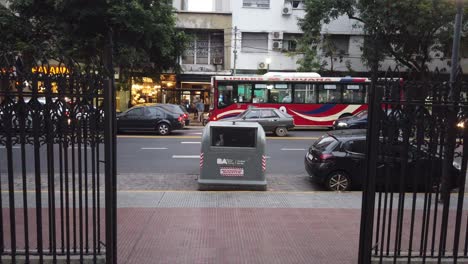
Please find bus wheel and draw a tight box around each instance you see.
[275,126,288,137]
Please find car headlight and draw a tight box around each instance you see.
[453,161,461,170]
[306,153,313,161]
[337,122,348,127]
[457,121,464,129]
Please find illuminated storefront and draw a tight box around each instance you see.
[130,74,176,106]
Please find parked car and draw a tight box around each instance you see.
[154,103,190,126]
[333,110,368,129]
[116,105,185,135]
[333,109,407,130]
[304,129,460,192]
[221,107,294,136]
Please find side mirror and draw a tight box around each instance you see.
[242,116,246,120]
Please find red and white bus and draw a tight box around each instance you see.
[208,72,371,128]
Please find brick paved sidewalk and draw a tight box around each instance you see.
[118,207,360,264]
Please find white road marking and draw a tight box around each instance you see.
[181,142,201,144]
[0,146,20,149]
[141,147,168,150]
[281,148,306,151]
[189,132,203,135]
[172,155,200,159]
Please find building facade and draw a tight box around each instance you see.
[172,0,232,111]
[231,0,306,73]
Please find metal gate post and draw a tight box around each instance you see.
[104,77,117,264]
[358,67,381,264]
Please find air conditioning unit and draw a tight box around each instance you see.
[282,6,292,15]
[258,62,266,69]
[271,31,283,40]
[212,58,223,65]
[272,41,283,50]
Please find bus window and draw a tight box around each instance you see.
[343,84,366,104]
[218,85,233,109]
[253,84,268,103]
[269,83,292,103]
[318,84,342,104]
[237,84,253,103]
[294,84,317,103]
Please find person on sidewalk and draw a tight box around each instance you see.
[196,100,204,122]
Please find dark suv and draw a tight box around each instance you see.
[117,105,185,135]
[304,129,459,191]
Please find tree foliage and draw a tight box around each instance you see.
[2,0,187,83]
[299,0,467,73]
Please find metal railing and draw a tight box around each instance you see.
[0,57,115,263]
[360,68,468,263]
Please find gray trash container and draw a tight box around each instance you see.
[199,121,267,191]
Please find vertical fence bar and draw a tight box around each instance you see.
[6,103,17,264]
[84,118,89,254]
[358,73,381,264]
[45,82,57,262]
[0,115,3,264]
[77,107,84,262]
[32,94,44,264]
[97,138,101,254]
[104,77,117,264]
[59,133,65,254]
[71,117,77,254]
[18,93,30,263]
[91,111,97,263]
[64,141,71,263]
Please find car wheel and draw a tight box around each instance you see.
[326,171,351,191]
[157,123,171,135]
[275,126,288,137]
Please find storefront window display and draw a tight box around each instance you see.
[130,75,175,106]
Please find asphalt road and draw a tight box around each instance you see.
[116,128,326,175]
[0,127,327,175]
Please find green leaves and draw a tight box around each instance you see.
[2,0,187,76]
[299,0,466,74]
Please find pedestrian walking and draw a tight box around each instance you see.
[196,100,204,122]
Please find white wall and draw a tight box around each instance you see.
[173,0,230,12]
[232,0,305,71]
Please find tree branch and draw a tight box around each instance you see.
[347,13,365,24]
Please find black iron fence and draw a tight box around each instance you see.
[359,68,468,263]
[0,57,116,263]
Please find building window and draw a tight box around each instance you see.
[210,33,224,64]
[323,35,350,55]
[196,34,209,64]
[182,32,224,65]
[292,0,304,9]
[241,32,268,53]
[243,0,270,8]
[283,33,302,52]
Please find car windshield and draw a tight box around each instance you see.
[313,135,338,152]
[158,104,184,114]
[354,110,367,119]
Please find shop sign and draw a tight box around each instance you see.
[32,66,70,74]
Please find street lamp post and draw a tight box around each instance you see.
[265,57,271,72]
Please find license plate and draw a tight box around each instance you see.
[220,167,244,177]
